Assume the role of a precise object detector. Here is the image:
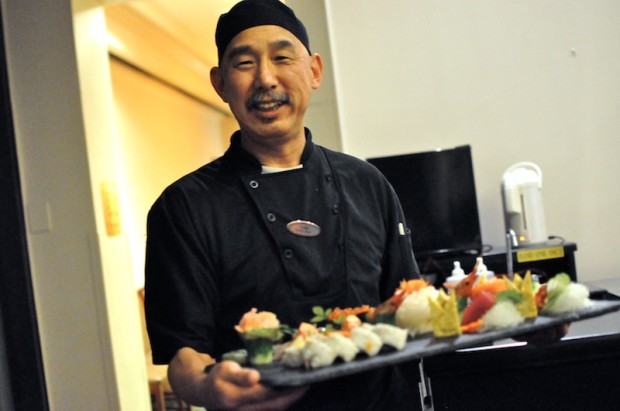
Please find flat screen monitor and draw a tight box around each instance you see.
[367,145,482,258]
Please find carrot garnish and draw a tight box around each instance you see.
[460,319,483,334]
[471,277,508,298]
[339,315,362,337]
[398,279,430,295]
[327,305,371,322]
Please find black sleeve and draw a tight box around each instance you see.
[379,182,421,301]
[144,186,219,364]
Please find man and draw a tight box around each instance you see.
[144,1,420,409]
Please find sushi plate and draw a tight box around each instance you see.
[256,299,620,387]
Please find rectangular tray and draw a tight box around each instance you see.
[256,299,620,387]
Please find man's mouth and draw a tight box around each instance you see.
[247,91,290,113]
[253,100,285,112]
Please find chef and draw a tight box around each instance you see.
[144,0,421,410]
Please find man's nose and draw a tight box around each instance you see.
[254,62,278,89]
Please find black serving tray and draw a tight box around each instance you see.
[255,300,620,387]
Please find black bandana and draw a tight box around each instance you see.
[215,0,311,63]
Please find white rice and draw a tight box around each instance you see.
[545,283,591,314]
[395,287,439,336]
[480,300,524,331]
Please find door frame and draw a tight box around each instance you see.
[0,8,49,411]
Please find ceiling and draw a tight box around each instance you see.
[118,0,242,67]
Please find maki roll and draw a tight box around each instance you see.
[235,308,284,365]
[350,326,383,356]
[362,323,408,351]
[324,332,359,362]
[281,337,306,368]
[302,335,338,369]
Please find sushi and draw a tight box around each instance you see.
[395,286,439,336]
[281,322,321,368]
[363,323,408,351]
[281,337,307,368]
[324,332,360,362]
[539,273,591,314]
[235,308,283,365]
[350,325,383,356]
[480,300,525,331]
[367,279,431,324]
[302,335,338,369]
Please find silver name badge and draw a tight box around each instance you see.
[287,220,321,237]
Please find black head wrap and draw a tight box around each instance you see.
[215,0,311,63]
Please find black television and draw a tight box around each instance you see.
[367,145,482,258]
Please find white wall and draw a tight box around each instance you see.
[288,0,342,151]
[319,0,620,281]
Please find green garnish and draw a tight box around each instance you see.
[495,290,524,304]
[241,327,284,341]
[243,338,275,365]
[543,273,571,311]
[310,306,332,323]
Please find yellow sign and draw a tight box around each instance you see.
[101,181,121,237]
[517,246,564,263]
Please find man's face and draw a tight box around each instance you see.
[211,25,323,143]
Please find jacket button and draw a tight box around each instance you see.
[325,174,332,182]
[283,249,294,259]
[267,213,276,222]
[249,180,259,188]
[332,204,339,214]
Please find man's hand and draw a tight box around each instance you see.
[167,347,307,411]
[203,361,308,411]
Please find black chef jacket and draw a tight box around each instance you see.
[145,129,420,410]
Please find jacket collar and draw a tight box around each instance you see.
[224,128,315,174]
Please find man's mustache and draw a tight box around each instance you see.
[246,90,290,110]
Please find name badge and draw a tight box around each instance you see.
[287,220,321,237]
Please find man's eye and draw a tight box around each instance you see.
[234,60,254,68]
[275,55,292,62]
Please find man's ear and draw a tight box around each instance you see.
[310,53,324,90]
[210,67,228,103]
